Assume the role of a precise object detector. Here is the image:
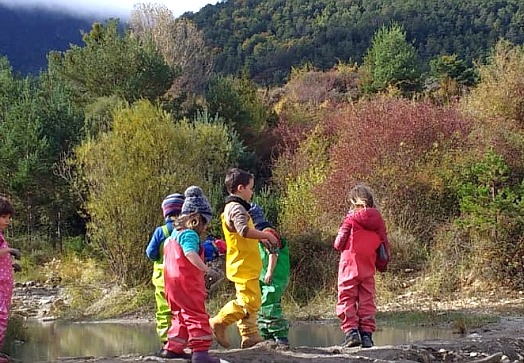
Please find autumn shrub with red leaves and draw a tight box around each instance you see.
[326,97,468,193]
[271,96,474,294]
[323,97,472,243]
[276,96,473,244]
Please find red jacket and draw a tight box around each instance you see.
[334,208,390,276]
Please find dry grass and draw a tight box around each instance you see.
[80,285,154,319]
[283,288,337,320]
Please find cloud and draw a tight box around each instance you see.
[0,0,215,19]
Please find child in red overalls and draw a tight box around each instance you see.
[162,186,220,363]
[333,184,390,348]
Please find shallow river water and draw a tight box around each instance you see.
[7,319,458,362]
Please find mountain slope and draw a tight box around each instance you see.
[187,0,524,84]
[0,5,94,75]
[3,0,524,83]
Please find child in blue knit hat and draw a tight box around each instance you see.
[249,203,291,349]
[145,193,185,356]
[163,186,221,363]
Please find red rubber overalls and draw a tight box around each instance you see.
[334,208,388,333]
[163,229,213,353]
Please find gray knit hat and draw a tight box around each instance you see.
[181,186,213,224]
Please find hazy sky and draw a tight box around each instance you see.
[0,0,217,19]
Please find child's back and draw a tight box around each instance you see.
[333,184,390,349]
[335,208,386,278]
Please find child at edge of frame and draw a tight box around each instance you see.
[248,202,291,349]
[0,196,22,363]
[209,168,279,349]
[333,184,390,349]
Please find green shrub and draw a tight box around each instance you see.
[273,123,333,236]
[72,100,246,286]
[251,185,281,227]
[461,40,524,125]
[286,231,338,306]
[387,226,429,272]
[422,223,473,297]
[450,150,524,290]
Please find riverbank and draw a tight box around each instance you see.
[51,316,524,363]
[10,282,524,363]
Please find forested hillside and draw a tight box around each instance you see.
[1,0,524,82]
[189,0,524,84]
[0,5,94,75]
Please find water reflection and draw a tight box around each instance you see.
[224,320,457,349]
[8,321,159,363]
[287,321,457,347]
[8,319,458,362]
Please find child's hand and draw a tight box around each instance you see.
[9,248,21,260]
[264,271,273,284]
[260,240,275,254]
[266,232,279,247]
[12,262,22,273]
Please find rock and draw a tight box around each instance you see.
[11,281,69,320]
[470,352,503,363]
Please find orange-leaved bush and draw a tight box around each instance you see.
[461,40,524,126]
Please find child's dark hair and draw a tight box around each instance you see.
[0,196,14,216]
[348,184,377,209]
[224,168,253,194]
[176,213,207,234]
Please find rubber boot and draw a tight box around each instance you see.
[360,331,374,348]
[240,332,263,348]
[157,349,191,359]
[342,328,361,347]
[275,337,290,350]
[209,316,231,348]
[192,351,220,363]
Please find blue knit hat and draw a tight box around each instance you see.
[249,203,272,231]
[181,186,213,224]
[162,193,185,218]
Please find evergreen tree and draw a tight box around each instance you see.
[362,23,421,94]
[47,20,174,106]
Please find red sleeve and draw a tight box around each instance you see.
[333,215,352,252]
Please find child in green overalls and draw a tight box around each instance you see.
[145,193,185,356]
[249,203,291,348]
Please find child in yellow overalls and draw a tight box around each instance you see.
[209,168,278,349]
